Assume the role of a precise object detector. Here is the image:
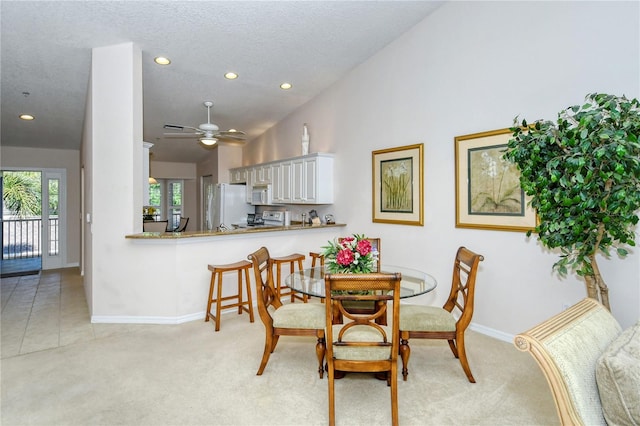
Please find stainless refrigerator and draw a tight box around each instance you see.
[204,183,254,231]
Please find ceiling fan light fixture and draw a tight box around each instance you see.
[200,137,218,146]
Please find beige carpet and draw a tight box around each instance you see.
[1,308,557,426]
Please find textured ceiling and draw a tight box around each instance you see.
[1,1,443,163]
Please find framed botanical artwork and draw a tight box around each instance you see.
[372,143,424,226]
[455,128,536,232]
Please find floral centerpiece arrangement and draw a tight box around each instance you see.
[322,234,379,274]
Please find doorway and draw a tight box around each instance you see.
[1,169,66,276]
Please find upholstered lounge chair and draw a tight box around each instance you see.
[514,298,640,426]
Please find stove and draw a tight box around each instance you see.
[242,210,286,228]
[258,210,286,227]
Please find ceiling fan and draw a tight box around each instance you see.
[163,101,246,146]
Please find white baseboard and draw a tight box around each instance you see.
[470,322,514,343]
[90,308,516,344]
[92,311,205,324]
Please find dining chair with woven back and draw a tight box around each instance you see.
[247,246,326,378]
[399,246,484,383]
[324,272,402,426]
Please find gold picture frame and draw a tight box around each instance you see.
[455,128,536,232]
[372,143,424,226]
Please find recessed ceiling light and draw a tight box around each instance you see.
[154,56,171,65]
[19,114,35,120]
[224,72,238,80]
[228,129,237,132]
[280,82,292,90]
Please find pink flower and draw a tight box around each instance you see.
[340,236,355,246]
[356,239,372,256]
[336,248,355,266]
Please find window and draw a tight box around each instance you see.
[167,180,183,230]
[148,182,161,220]
[145,180,183,229]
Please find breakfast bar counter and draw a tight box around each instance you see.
[100,223,348,325]
[125,223,346,239]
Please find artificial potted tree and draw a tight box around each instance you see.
[504,93,640,310]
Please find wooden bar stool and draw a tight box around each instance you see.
[205,260,255,331]
[272,253,308,303]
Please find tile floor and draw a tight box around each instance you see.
[1,268,145,359]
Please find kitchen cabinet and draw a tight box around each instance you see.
[229,167,248,184]
[249,164,272,185]
[272,161,293,203]
[233,153,334,205]
[291,154,334,204]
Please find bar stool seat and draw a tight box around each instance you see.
[272,253,308,303]
[205,259,255,331]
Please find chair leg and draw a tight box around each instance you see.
[271,335,280,352]
[390,364,399,426]
[257,331,276,376]
[236,269,243,314]
[328,363,336,426]
[316,330,325,379]
[399,332,410,381]
[243,267,255,323]
[204,272,216,323]
[455,333,476,383]
[214,272,224,331]
[447,339,459,358]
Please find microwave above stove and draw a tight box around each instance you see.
[251,184,273,205]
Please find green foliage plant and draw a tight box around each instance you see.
[504,93,640,310]
[2,171,42,218]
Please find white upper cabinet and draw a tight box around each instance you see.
[272,161,293,203]
[229,153,334,205]
[229,167,248,184]
[291,154,334,204]
[251,164,272,185]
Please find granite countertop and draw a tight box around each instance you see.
[125,222,346,239]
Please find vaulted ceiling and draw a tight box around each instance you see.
[1,1,443,163]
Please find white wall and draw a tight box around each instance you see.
[1,146,81,268]
[245,1,640,333]
[85,42,144,317]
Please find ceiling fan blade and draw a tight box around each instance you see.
[164,132,200,138]
[215,131,246,141]
[163,124,201,132]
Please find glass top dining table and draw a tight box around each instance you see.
[285,265,437,299]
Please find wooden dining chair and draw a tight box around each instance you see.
[399,246,484,383]
[324,272,401,426]
[143,220,168,232]
[247,247,326,378]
